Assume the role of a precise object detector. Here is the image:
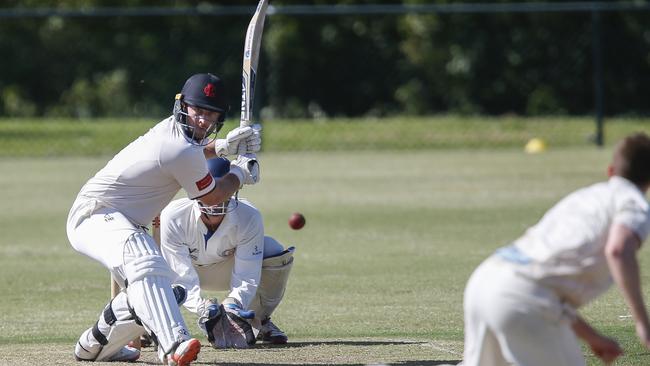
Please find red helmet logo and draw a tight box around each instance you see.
[203,83,216,97]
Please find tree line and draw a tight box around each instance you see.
[1,0,650,119]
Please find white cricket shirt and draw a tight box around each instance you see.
[78,117,215,226]
[512,176,650,307]
[160,197,264,314]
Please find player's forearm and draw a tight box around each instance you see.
[571,315,600,343]
[229,274,261,310]
[201,174,240,206]
[606,235,650,331]
[228,255,262,309]
[572,314,624,363]
[227,281,258,310]
[171,264,203,313]
[183,286,204,314]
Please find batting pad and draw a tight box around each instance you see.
[74,290,144,362]
[95,320,144,361]
[249,246,295,322]
[123,231,190,358]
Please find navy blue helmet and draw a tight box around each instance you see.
[173,73,229,146]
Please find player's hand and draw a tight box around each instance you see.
[230,154,260,186]
[236,124,261,155]
[588,334,623,365]
[222,297,255,319]
[214,126,255,157]
[635,321,650,348]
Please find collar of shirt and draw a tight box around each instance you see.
[610,176,648,203]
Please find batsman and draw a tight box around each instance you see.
[160,157,295,348]
[158,0,292,348]
[67,73,261,365]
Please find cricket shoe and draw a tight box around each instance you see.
[167,338,201,366]
[257,318,288,344]
[106,345,140,362]
[74,343,140,362]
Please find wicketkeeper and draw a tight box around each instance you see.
[160,157,295,349]
[67,73,261,365]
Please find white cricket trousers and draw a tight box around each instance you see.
[462,256,585,366]
[66,197,142,279]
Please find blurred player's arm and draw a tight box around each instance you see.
[571,315,623,364]
[605,223,650,347]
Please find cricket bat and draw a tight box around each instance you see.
[240,0,269,128]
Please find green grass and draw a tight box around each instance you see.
[2,147,650,364]
[0,116,648,156]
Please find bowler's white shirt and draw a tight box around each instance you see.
[160,197,264,314]
[78,117,214,226]
[512,176,650,307]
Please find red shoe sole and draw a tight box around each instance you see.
[171,339,201,366]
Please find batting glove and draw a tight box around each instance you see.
[229,154,260,187]
[214,126,255,157]
[236,124,262,155]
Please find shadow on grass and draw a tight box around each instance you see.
[191,362,460,366]
[136,340,462,365]
[201,341,460,365]
[254,340,429,348]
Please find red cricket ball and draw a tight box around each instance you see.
[288,212,306,230]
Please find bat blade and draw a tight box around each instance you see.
[240,0,269,127]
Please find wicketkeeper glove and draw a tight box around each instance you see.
[222,297,255,319]
[197,298,221,336]
[201,297,256,349]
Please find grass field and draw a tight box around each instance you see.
[2,145,650,365]
[0,116,648,156]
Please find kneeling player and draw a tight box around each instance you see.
[160,157,294,348]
